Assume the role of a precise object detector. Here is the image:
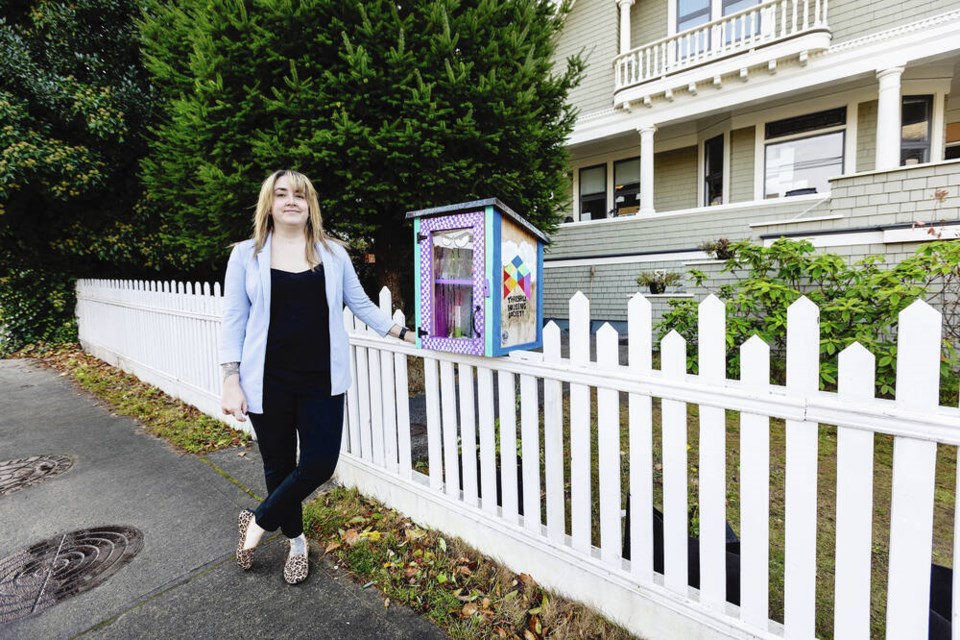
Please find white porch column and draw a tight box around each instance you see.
[875,66,905,170]
[639,124,656,215]
[618,0,635,54]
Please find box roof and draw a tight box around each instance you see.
[405,198,550,244]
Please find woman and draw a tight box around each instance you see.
[219,169,416,584]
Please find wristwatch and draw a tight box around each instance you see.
[399,327,408,341]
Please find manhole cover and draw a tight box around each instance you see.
[0,456,74,497]
[0,526,143,624]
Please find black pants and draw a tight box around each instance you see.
[248,371,344,538]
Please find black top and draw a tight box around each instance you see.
[265,266,331,392]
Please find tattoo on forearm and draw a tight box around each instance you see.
[222,362,240,381]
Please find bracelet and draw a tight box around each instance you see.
[399,327,408,341]
[221,362,240,382]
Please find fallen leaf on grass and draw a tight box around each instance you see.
[519,573,538,590]
[324,541,341,554]
[528,614,542,635]
[343,528,360,546]
[359,530,381,542]
[461,602,478,618]
[405,528,426,541]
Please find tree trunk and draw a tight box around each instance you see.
[373,224,414,318]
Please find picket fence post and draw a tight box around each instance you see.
[886,300,941,638]
[834,342,875,639]
[739,335,770,630]
[628,292,654,583]
[569,291,592,553]
[697,294,726,609]
[784,296,819,638]
[597,323,622,565]
[661,330,688,595]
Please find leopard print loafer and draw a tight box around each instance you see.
[236,509,256,570]
[283,542,309,585]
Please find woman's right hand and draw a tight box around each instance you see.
[221,375,248,422]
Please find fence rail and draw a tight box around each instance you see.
[76,278,960,639]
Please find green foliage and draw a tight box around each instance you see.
[697,237,736,260]
[0,0,157,350]
[636,270,681,293]
[138,0,582,305]
[658,239,960,400]
[0,268,77,354]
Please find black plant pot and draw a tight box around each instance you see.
[458,451,524,515]
[648,283,666,294]
[623,501,741,606]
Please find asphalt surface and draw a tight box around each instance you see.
[0,359,446,640]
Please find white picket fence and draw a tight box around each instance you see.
[75,278,960,639]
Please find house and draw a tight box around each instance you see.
[544,0,960,327]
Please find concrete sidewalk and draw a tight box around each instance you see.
[0,359,446,640]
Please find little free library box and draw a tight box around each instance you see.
[407,198,548,357]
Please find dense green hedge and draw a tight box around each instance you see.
[0,268,77,355]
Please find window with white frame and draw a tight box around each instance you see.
[764,107,846,198]
[901,95,933,166]
[579,165,607,221]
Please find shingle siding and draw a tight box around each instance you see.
[829,0,957,44]
[654,146,698,211]
[857,100,878,173]
[729,127,756,203]
[631,0,668,48]
[553,0,618,116]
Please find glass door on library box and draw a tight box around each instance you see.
[416,211,486,356]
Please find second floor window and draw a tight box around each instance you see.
[677,0,761,46]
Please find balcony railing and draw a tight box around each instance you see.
[615,0,829,92]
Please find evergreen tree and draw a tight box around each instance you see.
[0,0,156,351]
[140,0,582,308]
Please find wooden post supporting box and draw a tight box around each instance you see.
[407,198,548,356]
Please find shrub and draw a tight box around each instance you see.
[0,268,78,355]
[658,238,959,401]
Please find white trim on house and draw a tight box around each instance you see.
[544,250,709,268]
[760,225,960,249]
[560,191,823,227]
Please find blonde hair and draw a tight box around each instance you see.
[251,169,335,267]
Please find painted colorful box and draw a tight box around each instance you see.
[406,198,548,356]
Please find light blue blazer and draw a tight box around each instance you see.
[218,235,394,413]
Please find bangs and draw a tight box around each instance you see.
[279,170,312,196]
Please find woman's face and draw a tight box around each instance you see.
[270,174,309,230]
